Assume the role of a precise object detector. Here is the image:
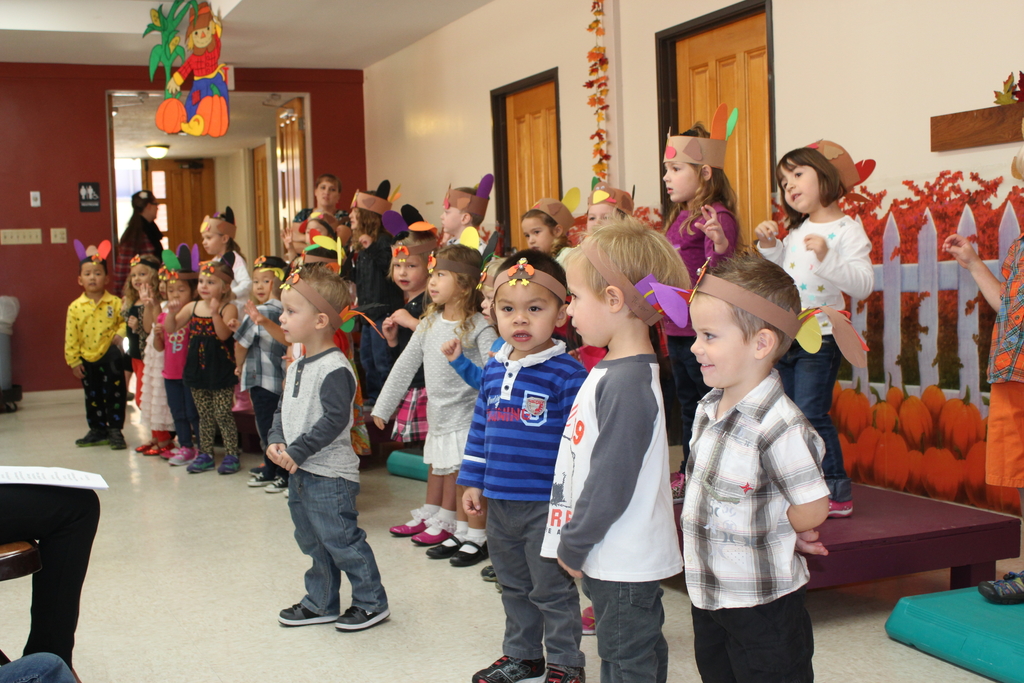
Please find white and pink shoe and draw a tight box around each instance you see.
[389,507,431,537]
[168,447,197,467]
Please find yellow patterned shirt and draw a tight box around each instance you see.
[64,292,126,367]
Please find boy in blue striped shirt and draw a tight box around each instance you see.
[460,250,589,683]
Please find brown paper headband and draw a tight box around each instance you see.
[282,272,343,330]
[200,215,237,239]
[580,239,663,326]
[428,255,481,278]
[492,258,567,303]
[392,241,436,260]
[692,270,868,367]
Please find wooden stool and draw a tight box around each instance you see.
[0,540,41,664]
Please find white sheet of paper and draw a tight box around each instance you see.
[0,466,109,490]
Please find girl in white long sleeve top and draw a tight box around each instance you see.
[755,145,874,516]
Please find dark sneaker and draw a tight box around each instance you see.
[248,470,276,487]
[979,571,1024,604]
[450,540,488,567]
[481,565,497,582]
[249,464,266,475]
[217,454,241,474]
[265,476,289,494]
[545,665,585,683]
[107,429,127,450]
[278,603,339,627]
[473,656,546,683]
[334,605,390,632]
[828,499,853,518]
[76,429,108,447]
[425,537,461,560]
[186,453,215,473]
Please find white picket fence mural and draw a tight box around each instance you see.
[846,203,1021,416]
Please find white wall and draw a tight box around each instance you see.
[214,149,256,258]
[364,0,1024,225]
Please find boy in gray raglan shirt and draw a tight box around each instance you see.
[267,267,390,632]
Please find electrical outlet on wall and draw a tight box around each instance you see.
[1,229,43,245]
[30,191,41,208]
[51,228,67,244]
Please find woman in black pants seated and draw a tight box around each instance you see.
[0,485,100,673]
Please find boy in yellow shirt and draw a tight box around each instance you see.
[65,240,127,449]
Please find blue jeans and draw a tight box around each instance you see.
[0,653,76,683]
[666,335,710,464]
[488,499,585,668]
[359,313,393,402]
[776,336,850,502]
[164,378,200,449]
[582,576,668,683]
[288,470,388,616]
[249,386,286,479]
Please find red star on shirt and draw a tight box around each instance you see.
[740,482,753,493]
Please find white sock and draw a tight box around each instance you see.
[454,520,470,543]
[466,528,487,546]
[405,504,440,526]
[424,508,457,535]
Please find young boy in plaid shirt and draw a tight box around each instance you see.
[235,255,289,491]
[683,253,830,683]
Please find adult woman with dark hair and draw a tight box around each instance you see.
[112,190,163,296]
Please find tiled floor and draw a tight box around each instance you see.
[1,390,1020,682]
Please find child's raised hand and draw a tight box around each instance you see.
[754,220,779,248]
[462,487,485,517]
[943,234,980,268]
[803,234,828,261]
[226,318,240,331]
[696,205,728,253]
[795,529,829,556]
[372,415,387,431]
[243,300,266,326]
[358,233,373,249]
[166,297,184,314]
[390,308,417,330]
[137,283,153,306]
[441,338,463,362]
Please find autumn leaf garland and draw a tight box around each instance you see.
[585,1,610,180]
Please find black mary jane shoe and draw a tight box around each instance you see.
[425,538,462,560]
[450,541,489,567]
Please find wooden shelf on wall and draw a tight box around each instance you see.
[931,101,1024,152]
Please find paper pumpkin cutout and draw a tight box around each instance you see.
[147,1,229,137]
[444,173,494,218]
[74,239,112,264]
[663,103,738,170]
[531,188,581,231]
[806,140,875,202]
[351,180,394,216]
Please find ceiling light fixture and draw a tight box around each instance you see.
[146,145,170,159]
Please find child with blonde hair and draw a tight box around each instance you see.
[373,245,497,555]
[200,207,251,307]
[162,259,241,473]
[542,219,689,683]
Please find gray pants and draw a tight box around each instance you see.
[582,576,668,683]
[488,499,585,668]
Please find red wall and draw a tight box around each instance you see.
[0,63,365,392]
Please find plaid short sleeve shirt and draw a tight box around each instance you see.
[987,234,1024,385]
[233,299,286,394]
[682,370,830,610]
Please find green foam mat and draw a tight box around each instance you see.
[386,448,428,482]
[886,587,1024,683]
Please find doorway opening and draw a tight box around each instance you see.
[656,0,774,245]
[491,69,561,252]
[108,90,307,262]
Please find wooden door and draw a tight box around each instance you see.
[252,144,271,257]
[143,158,217,252]
[506,81,559,251]
[675,13,769,245]
[276,97,307,240]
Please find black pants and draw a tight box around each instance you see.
[80,347,126,431]
[249,386,286,479]
[691,587,814,683]
[0,485,101,668]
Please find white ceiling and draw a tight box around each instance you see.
[0,0,495,69]
[111,90,302,158]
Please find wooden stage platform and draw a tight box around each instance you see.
[675,484,1021,590]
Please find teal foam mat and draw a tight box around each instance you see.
[386,448,428,482]
[886,587,1024,683]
